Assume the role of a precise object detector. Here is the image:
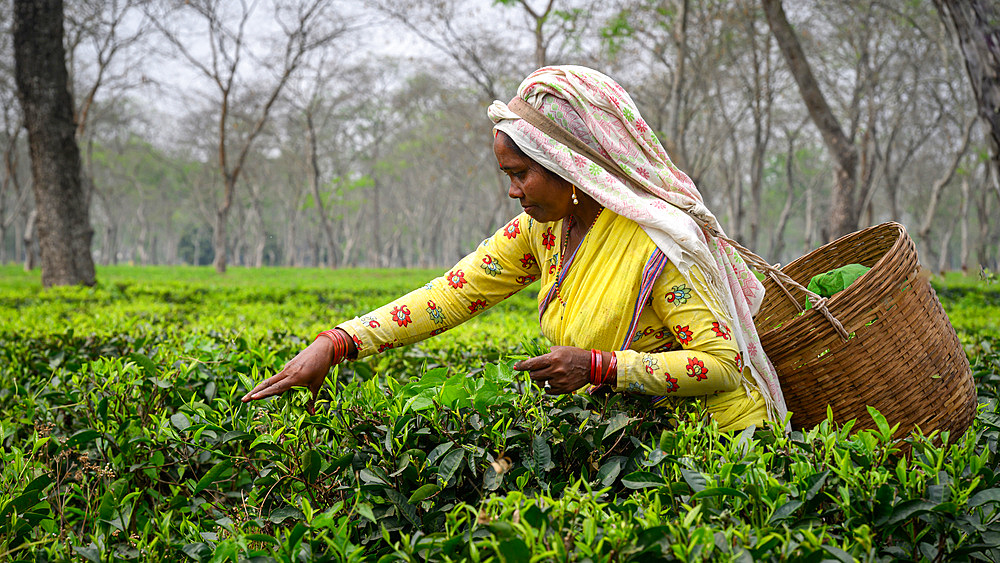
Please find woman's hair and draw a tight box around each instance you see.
[495,130,528,160]
[496,129,569,187]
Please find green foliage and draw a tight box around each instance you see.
[600,10,634,56]
[1,266,999,560]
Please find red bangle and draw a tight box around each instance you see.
[317,329,349,364]
[604,352,617,387]
[590,348,605,386]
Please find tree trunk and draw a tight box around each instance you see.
[13,0,95,287]
[0,223,7,264]
[916,116,975,255]
[974,182,991,268]
[936,227,954,273]
[803,178,814,253]
[770,131,798,262]
[136,200,149,265]
[307,112,337,268]
[761,0,859,240]
[23,208,37,271]
[960,177,970,273]
[933,0,1000,194]
[212,206,229,272]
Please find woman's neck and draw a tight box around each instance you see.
[567,193,603,235]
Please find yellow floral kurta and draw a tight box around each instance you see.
[338,210,769,430]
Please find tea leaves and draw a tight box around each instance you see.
[0,266,999,561]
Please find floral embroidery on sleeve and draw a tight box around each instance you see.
[338,212,542,361]
[630,326,650,344]
[446,269,466,289]
[734,352,744,373]
[481,254,503,276]
[426,300,444,325]
[663,372,679,393]
[711,322,731,340]
[503,219,521,239]
[665,284,692,305]
[390,305,412,327]
[686,357,708,381]
[642,355,659,375]
[674,324,693,345]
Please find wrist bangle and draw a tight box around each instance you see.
[590,348,604,386]
[604,352,617,387]
[317,329,348,364]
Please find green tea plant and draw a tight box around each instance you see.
[1,266,999,561]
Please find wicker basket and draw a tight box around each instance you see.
[753,222,976,438]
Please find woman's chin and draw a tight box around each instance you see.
[522,206,559,223]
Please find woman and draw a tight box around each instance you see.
[243,66,787,431]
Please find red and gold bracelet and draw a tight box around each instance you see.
[590,349,618,387]
[604,352,617,387]
[590,348,603,386]
[317,329,350,364]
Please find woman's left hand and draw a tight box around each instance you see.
[513,345,590,395]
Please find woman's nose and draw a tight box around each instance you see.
[507,182,523,199]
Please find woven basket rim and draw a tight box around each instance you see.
[757,221,909,340]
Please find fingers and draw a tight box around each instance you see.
[514,346,590,395]
[241,371,289,402]
[514,352,562,393]
[242,370,298,401]
[513,351,553,372]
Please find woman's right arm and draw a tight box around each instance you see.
[241,330,348,414]
[242,214,541,408]
[338,213,541,358]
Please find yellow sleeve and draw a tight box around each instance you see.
[613,263,742,397]
[337,214,540,358]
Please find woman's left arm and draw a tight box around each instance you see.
[613,264,744,397]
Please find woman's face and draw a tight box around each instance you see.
[493,131,573,223]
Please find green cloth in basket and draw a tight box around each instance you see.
[803,263,871,310]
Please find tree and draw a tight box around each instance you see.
[932,0,1000,202]
[150,0,345,273]
[64,0,150,256]
[12,0,96,286]
[0,15,30,265]
[761,0,860,240]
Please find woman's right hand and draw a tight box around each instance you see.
[241,336,337,415]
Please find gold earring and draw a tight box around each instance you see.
[572,185,579,205]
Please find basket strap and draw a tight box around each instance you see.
[767,265,804,314]
[507,97,850,341]
[705,230,850,341]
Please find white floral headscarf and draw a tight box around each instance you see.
[488,65,787,426]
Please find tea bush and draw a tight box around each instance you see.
[1,265,999,562]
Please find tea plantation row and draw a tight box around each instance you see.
[1,266,999,562]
